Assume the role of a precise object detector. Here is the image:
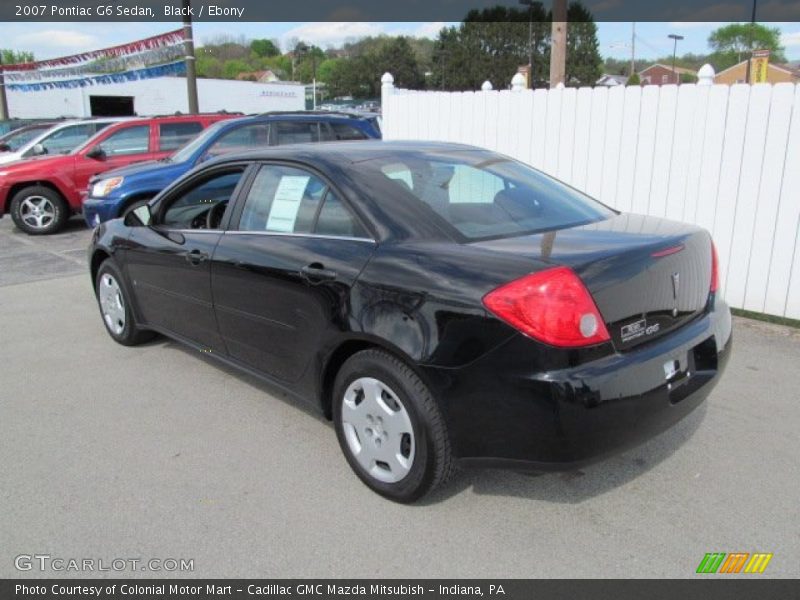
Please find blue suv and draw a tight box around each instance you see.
[83,112,381,226]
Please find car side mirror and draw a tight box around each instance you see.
[0,143,10,152]
[86,145,106,160]
[31,143,46,156]
[125,204,152,227]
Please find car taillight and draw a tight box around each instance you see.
[482,266,610,348]
[710,240,719,293]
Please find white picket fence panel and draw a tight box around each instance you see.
[382,79,800,320]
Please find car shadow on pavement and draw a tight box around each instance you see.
[157,337,708,506]
[421,402,708,505]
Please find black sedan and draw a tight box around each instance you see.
[89,141,732,502]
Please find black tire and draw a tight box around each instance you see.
[9,185,69,235]
[333,349,454,502]
[94,259,154,346]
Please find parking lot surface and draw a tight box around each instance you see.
[1,217,798,578]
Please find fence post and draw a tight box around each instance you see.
[697,64,715,86]
[481,80,493,91]
[381,72,394,131]
[381,72,394,102]
[511,72,526,92]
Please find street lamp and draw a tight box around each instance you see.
[668,33,684,84]
[519,0,535,88]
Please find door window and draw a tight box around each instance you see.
[238,165,367,238]
[202,123,270,159]
[273,121,320,145]
[26,123,109,156]
[160,169,245,230]
[159,121,203,151]
[96,125,150,156]
[329,122,368,141]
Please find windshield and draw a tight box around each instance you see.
[0,125,52,152]
[367,151,614,241]
[169,120,229,163]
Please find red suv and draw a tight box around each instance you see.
[0,113,237,234]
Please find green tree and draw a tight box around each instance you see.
[222,58,250,79]
[196,53,223,78]
[1,49,34,64]
[626,72,640,85]
[708,23,786,65]
[429,1,601,91]
[564,2,602,86]
[250,38,279,58]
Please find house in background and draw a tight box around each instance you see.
[595,74,628,87]
[714,60,800,84]
[235,69,281,83]
[639,64,697,85]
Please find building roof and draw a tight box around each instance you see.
[596,74,628,86]
[639,63,697,76]
[714,59,800,78]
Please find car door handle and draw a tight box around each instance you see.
[185,249,209,266]
[301,263,337,283]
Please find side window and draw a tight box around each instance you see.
[203,123,269,159]
[29,124,93,156]
[238,166,325,233]
[97,125,150,156]
[274,121,320,145]
[238,166,367,238]
[315,191,368,238]
[161,170,244,230]
[159,121,203,152]
[329,122,368,141]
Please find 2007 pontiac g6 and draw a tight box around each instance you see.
[89,141,732,502]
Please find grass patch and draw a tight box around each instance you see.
[731,308,800,329]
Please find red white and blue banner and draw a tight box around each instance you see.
[6,60,187,92]
[0,29,184,71]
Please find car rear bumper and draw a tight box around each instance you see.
[82,197,119,227]
[425,301,732,468]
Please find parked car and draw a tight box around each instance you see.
[82,111,382,227]
[0,113,236,234]
[88,141,732,502]
[0,118,121,166]
[0,122,58,153]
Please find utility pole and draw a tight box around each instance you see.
[549,0,567,87]
[745,0,758,84]
[668,33,684,84]
[0,52,9,120]
[630,22,636,77]
[182,0,199,114]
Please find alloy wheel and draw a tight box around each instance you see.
[20,196,56,230]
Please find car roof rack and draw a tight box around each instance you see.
[255,110,368,120]
[143,110,245,118]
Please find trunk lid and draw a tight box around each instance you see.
[471,214,713,350]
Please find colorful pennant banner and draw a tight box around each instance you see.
[0,29,184,71]
[7,61,187,92]
[3,45,185,81]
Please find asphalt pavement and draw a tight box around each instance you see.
[0,216,798,578]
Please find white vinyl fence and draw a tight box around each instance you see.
[381,73,800,320]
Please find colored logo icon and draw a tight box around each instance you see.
[696,552,773,574]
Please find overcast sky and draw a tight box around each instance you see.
[3,21,799,62]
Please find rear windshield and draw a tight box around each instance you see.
[367,153,613,241]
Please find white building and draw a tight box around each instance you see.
[6,76,305,118]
